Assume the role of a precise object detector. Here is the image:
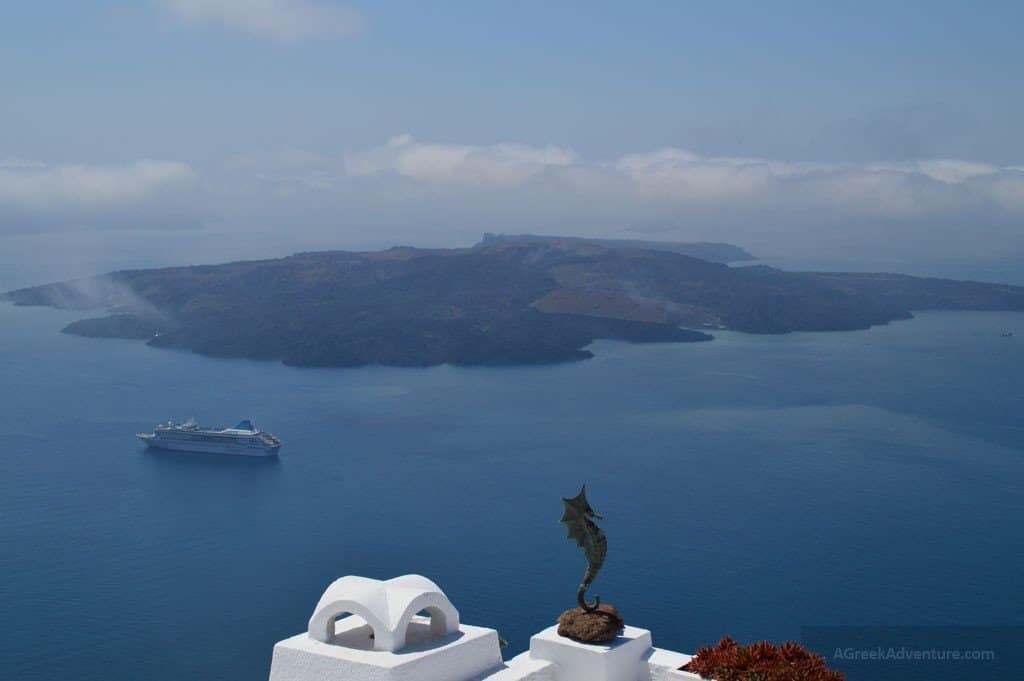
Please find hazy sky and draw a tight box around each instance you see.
[2,1,1023,282]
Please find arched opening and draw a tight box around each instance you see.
[320,610,381,651]
[400,606,453,648]
[306,576,460,653]
[418,606,449,637]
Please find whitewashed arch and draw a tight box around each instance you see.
[307,575,460,652]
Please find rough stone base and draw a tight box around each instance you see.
[556,605,624,643]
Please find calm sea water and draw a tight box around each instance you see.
[1,302,1022,681]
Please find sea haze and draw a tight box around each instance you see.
[1,303,1022,681]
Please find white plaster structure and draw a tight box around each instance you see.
[307,575,460,653]
[268,574,702,681]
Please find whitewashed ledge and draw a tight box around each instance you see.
[268,575,701,681]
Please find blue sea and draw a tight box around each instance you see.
[1,301,1023,681]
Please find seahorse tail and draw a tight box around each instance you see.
[577,566,601,611]
[577,584,600,611]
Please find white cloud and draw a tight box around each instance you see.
[0,159,197,232]
[162,0,362,42]
[609,150,1012,214]
[347,134,578,188]
[978,168,1024,212]
[612,149,789,201]
[0,160,195,210]
[342,137,1024,223]
[911,159,999,184]
[9,140,1020,260]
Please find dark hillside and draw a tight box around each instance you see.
[5,241,1023,367]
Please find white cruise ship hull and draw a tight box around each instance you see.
[137,434,280,457]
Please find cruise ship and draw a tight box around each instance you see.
[137,419,281,456]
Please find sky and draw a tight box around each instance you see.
[2,1,1023,285]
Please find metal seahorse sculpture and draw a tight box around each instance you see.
[560,484,607,612]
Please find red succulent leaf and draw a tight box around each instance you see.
[681,637,844,681]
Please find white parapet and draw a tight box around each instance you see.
[307,575,460,653]
[269,616,503,681]
[523,624,699,681]
[646,647,697,681]
[268,574,503,681]
[479,653,558,681]
[266,574,700,681]
[527,624,654,681]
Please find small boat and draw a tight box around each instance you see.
[137,418,281,456]
[1002,332,1014,337]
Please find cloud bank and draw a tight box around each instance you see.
[163,0,362,42]
[0,159,197,232]
[4,138,1023,263]
[347,134,577,188]
[346,135,1024,219]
